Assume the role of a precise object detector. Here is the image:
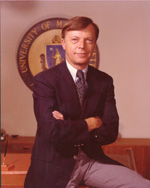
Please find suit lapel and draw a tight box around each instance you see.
[56,62,82,118]
[56,62,103,119]
[82,66,104,118]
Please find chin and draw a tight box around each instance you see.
[76,59,90,65]
[75,61,88,66]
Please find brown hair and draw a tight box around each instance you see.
[62,16,99,40]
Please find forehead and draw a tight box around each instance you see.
[65,24,96,38]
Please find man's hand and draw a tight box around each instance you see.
[85,116,102,132]
[52,111,102,132]
[52,111,64,120]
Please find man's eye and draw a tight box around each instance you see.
[71,38,78,43]
[86,39,93,43]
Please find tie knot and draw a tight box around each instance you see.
[76,70,84,80]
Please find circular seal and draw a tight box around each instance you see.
[17,17,99,90]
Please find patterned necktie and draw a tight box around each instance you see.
[76,70,88,106]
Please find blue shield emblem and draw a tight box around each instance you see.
[46,45,65,68]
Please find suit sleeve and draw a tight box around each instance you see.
[90,77,119,146]
[33,73,90,149]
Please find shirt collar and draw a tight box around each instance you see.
[66,61,88,82]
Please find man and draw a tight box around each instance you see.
[25,16,150,188]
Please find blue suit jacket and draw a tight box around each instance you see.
[25,61,120,188]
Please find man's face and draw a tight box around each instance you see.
[61,24,96,70]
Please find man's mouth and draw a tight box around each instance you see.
[76,53,87,57]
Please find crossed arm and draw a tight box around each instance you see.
[52,110,102,132]
[33,72,119,147]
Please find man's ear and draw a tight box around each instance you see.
[61,38,65,50]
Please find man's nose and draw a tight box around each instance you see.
[78,39,85,49]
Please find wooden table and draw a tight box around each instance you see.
[1,153,31,188]
[1,137,150,182]
[103,138,150,180]
[1,150,137,188]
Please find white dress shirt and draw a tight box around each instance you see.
[66,61,88,83]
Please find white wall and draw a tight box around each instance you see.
[1,1,150,138]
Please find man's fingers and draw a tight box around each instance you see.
[52,110,64,120]
[53,110,63,118]
[85,116,102,132]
